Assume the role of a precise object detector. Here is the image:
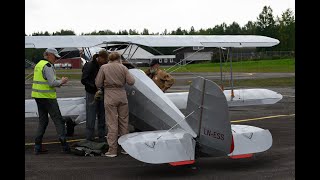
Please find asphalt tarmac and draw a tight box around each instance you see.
[25,74,295,180]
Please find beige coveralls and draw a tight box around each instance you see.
[95,61,135,154]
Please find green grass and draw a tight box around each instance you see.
[157,59,295,73]
[25,69,82,80]
[56,74,81,79]
[25,74,295,87]
[25,59,295,80]
[184,77,295,87]
[231,77,295,87]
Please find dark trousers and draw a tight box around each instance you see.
[86,92,106,141]
[34,98,66,145]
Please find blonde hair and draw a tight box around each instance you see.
[108,52,121,62]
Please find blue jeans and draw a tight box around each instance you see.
[86,92,106,141]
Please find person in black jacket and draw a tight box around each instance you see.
[81,49,109,142]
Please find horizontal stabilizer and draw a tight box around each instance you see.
[165,92,188,110]
[224,88,283,107]
[118,129,195,164]
[166,88,283,109]
[228,125,272,156]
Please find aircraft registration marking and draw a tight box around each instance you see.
[203,127,224,140]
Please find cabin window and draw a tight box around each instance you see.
[159,59,162,63]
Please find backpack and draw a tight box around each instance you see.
[71,140,108,156]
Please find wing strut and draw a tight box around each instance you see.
[197,78,206,137]
[129,45,139,60]
[219,47,224,91]
[83,47,92,60]
[229,48,235,98]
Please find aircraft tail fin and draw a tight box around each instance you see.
[185,77,233,156]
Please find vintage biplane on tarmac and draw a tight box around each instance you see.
[25,35,281,165]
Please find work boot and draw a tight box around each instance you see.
[62,143,71,153]
[65,117,76,137]
[59,138,71,153]
[34,144,48,155]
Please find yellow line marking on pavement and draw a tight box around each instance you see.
[25,114,295,146]
[25,138,86,146]
[231,114,295,123]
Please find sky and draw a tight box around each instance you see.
[25,0,295,35]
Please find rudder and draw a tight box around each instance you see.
[185,77,232,156]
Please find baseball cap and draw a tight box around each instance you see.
[45,48,61,58]
[150,59,160,67]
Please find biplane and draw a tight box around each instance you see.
[25,35,281,165]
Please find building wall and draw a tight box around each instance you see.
[174,47,216,64]
[129,57,176,67]
[55,58,82,69]
[184,52,213,61]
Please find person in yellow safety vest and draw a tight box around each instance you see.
[145,59,175,92]
[31,48,70,155]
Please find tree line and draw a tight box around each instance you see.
[26,6,294,60]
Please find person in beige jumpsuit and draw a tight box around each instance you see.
[95,52,135,157]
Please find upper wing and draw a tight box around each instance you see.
[25,35,279,48]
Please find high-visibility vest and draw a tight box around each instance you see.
[31,60,57,99]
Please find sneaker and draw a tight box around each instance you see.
[34,145,48,155]
[102,152,117,157]
[121,149,128,155]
